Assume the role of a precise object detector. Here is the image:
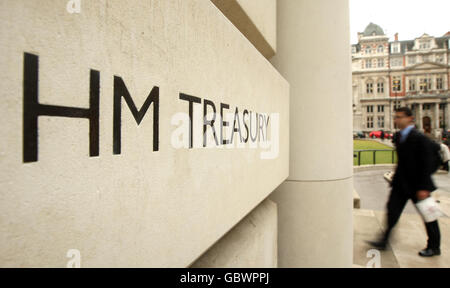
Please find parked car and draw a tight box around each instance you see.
[353,131,365,139]
[369,131,393,139]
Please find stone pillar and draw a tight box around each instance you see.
[389,101,394,130]
[418,104,423,131]
[434,102,440,134]
[269,0,353,267]
[446,101,450,131]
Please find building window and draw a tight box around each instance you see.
[377,45,384,53]
[377,116,385,128]
[391,58,402,67]
[423,104,431,110]
[377,105,384,113]
[394,101,401,110]
[423,55,431,62]
[393,77,402,92]
[408,56,416,65]
[365,59,372,69]
[391,43,401,54]
[419,41,431,49]
[365,46,372,54]
[377,82,384,93]
[367,116,374,128]
[378,59,384,67]
[367,106,374,113]
[420,78,432,92]
[409,79,416,91]
[437,78,443,90]
[436,54,444,63]
[366,83,373,94]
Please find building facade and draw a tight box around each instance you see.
[352,23,450,138]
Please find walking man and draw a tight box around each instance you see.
[368,107,441,257]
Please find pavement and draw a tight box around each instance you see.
[353,169,450,268]
[371,138,395,148]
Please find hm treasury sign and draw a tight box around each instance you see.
[0,0,288,267]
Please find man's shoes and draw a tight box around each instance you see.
[418,248,441,257]
[366,240,387,250]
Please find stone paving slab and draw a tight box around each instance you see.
[354,170,450,268]
[353,209,400,268]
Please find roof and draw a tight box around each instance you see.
[363,23,385,37]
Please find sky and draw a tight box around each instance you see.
[350,0,450,44]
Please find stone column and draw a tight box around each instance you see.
[417,103,423,131]
[434,102,440,134]
[446,101,450,131]
[269,0,353,267]
[389,101,394,130]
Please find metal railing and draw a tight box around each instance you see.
[353,149,397,166]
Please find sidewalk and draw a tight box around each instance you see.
[371,138,394,148]
[353,170,450,268]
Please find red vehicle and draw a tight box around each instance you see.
[369,131,392,139]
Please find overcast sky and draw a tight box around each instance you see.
[350,0,450,44]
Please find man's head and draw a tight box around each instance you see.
[394,107,414,130]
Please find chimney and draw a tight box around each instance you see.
[358,32,363,42]
[395,33,399,41]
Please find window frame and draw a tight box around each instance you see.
[377,81,384,93]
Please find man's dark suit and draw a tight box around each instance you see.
[384,128,441,250]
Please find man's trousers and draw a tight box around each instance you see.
[383,188,441,250]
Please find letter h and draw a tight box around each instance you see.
[23,53,100,163]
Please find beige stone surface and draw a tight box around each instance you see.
[353,209,400,268]
[0,0,288,267]
[269,0,353,268]
[270,179,354,268]
[271,0,353,182]
[211,0,276,59]
[190,199,277,268]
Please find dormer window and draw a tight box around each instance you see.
[419,41,430,49]
[391,43,400,53]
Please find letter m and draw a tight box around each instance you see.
[113,76,159,155]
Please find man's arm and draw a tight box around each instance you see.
[416,135,435,199]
